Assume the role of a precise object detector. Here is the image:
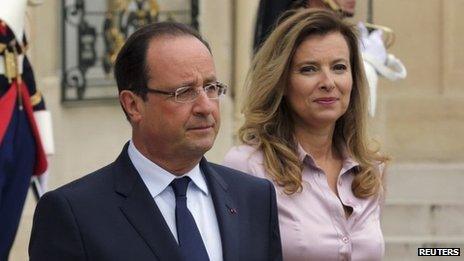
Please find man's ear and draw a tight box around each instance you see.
[120,90,144,123]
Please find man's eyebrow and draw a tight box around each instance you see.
[182,76,217,87]
[204,75,217,84]
[179,80,196,87]
[169,73,218,89]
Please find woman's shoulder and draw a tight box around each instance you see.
[223,144,264,166]
[223,144,265,176]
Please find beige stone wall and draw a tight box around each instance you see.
[231,0,260,139]
[358,0,464,162]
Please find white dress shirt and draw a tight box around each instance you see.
[128,141,223,261]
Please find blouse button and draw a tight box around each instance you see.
[342,236,350,244]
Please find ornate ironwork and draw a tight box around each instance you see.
[61,0,198,102]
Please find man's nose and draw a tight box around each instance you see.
[192,90,215,115]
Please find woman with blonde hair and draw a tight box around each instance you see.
[224,9,389,260]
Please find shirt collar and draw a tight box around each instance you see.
[127,140,209,198]
[297,142,360,174]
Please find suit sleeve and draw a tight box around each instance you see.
[29,191,86,261]
[267,180,283,261]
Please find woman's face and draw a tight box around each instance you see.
[286,31,353,129]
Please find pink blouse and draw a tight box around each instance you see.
[223,145,384,261]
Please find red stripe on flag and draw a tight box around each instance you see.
[0,22,7,35]
[0,81,48,175]
[0,83,17,144]
[19,81,48,175]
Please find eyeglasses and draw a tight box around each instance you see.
[145,81,228,103]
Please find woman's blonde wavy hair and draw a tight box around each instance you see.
[239,9,389,198]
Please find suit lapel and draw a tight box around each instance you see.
[114,143,182,261]
[201,159,239,261]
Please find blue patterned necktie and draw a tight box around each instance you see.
[170,177,210,261]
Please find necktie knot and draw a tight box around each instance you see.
[170,176,191,198]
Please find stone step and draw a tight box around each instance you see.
[381,201,464,237]
[385,236,464,261]
[385,163,464,202]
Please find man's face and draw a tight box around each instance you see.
[334,0,356,16]
[132,36,220,162]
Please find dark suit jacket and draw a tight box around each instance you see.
[29,144,282,261]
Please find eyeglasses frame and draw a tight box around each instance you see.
[143,81,228,103]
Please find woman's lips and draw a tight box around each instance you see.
[313,97,338,105]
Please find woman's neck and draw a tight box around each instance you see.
[294,123,339,164]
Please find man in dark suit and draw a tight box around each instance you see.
[29,22,282,261]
